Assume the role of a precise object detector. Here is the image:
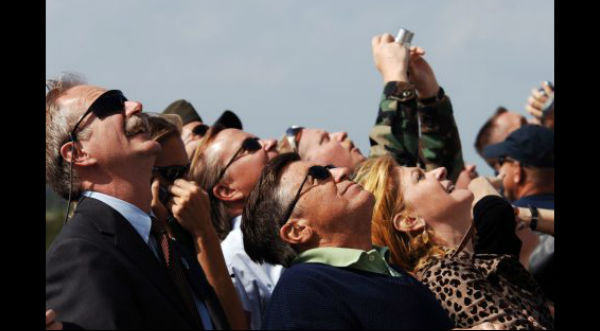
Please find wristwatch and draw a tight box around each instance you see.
[419,87,445,105]
[384,81,416,102]
[528,204,539,231]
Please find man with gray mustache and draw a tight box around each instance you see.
[45,73,228,329]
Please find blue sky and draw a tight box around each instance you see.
[47,1,553,176]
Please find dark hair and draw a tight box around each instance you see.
[242,152,300,267]
[474,106,507,156]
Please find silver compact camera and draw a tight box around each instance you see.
[395,28,414,46]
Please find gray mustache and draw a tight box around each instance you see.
[124,113,150,137]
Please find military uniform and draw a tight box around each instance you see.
[369,81,464,182]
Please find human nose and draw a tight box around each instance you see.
[430,167,447,181]
[330,167,351,183]
[124,101,143,117]
[260,138,277,152]
[331,131,348,142]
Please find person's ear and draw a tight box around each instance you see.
[392,213,425,233]
[514,162,524,184]
[213,183,244,202]
[280,219,314,245]
[60,141,96,166]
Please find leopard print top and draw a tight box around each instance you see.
[416,250,553,329]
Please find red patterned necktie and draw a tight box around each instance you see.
[150,216,205,329]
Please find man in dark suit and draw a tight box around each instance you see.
[45,73,229,329]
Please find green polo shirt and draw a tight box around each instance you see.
[292,246,402,277]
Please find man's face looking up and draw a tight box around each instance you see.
[208,128,279,202]
[296,128,366,172]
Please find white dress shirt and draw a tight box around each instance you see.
[81,191,214,330]
[221,215,285,330]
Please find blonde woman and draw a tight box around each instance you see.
[353,155,553,329]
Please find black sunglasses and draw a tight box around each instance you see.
[69,90,127,142]
[64,89,127,224]
[280,165,335,226]
[153,163,191,182]
[214,137,262,187]
[191,123,209,137]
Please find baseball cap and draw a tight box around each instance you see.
[162,99,203,125]
[483,125,554,168]
[214,110,243,130]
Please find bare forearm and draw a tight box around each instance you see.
[192,228,248,329]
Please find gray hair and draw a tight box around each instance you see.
[45,72,89,200]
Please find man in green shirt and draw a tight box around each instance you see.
[240,153,454,329]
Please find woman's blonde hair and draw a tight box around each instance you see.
[353,155,445,272]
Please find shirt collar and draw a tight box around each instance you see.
[231,215,242,230]
[292,246,401,277]
[82,191,152,244]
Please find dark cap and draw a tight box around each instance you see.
[214,110,243,130]
[483,124,554,168]
[162,99,203,125]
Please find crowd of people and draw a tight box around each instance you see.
[45,32,555,330]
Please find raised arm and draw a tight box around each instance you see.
[369,33,420,166]
[369,34,464,181]
[152,178,248,329]
[409,47,464,182]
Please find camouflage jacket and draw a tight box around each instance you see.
[369,81,464,182]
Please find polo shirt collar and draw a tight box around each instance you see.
[293,246,401,277]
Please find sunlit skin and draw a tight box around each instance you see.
[395,166,474,249]
[181,120,205,144]
[489,111,527,148]
[297,128,366,172]
[58,85,161,212]
[279,161,374,252]
[207,129,278,218]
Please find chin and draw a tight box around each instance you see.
[141,140,162,155]
[353,153,366,165]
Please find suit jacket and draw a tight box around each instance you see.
[46,197,230,329]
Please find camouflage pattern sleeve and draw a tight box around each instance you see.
[418,91,464,182]
[368,81,420,167]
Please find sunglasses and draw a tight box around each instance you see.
[280,165,335,226]
[214,137,263,187]
[285,125,304,152]
[69,90,127,142]
[153,163,191,182]
[191,123,209,137]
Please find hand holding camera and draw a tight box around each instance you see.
[372,32,411,83]
[151,177,213,237]
[526,81,554,129]
[407,46,441,100]
[167,179,213,237]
